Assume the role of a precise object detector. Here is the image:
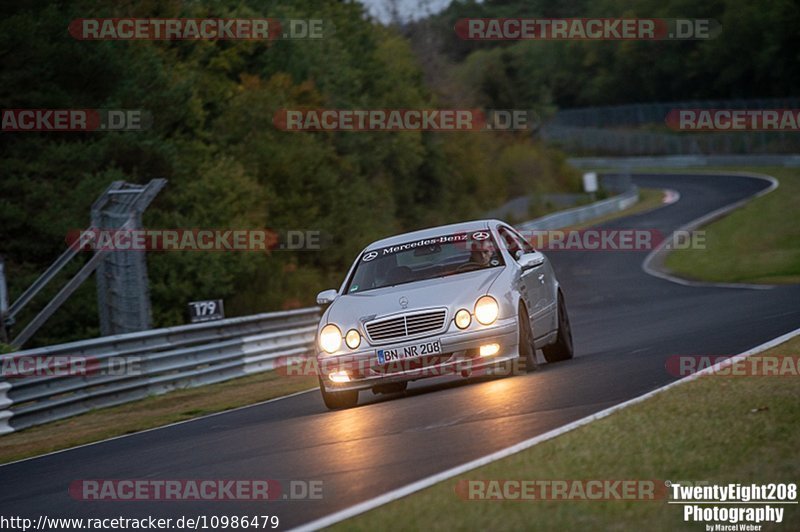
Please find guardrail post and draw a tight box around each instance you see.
[0,382,13,434]
[0,256,9,343]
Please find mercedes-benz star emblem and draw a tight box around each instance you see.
[399,296,409,309]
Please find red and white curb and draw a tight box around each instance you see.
[662,189,680,204]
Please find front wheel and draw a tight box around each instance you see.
[319,378,359,410]
[542,290,574,363]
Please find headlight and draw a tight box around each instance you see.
[455,309,471,329]
[474,296,499,325]
[345,329,361,349]
[319,324,342,353]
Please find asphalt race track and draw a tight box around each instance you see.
[1,173,799,531]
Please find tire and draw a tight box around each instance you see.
[542,290,574,363]
[319,378,359,410]
[518,305,538,373]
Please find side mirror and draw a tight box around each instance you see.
[316,289,338,305]
[518,251,545,270]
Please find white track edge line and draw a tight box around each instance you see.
[293,326,800,531]
[0,387,318,469]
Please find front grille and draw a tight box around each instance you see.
[365,309,447,342]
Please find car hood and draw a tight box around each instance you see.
[324,268,503,328]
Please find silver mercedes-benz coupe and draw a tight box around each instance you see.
[314,219,573,409]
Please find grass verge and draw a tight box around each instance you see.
[0,371,317,464]
[337,334,800,531]
[662,167,800,284]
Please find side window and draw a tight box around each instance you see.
[511,228,535,254]
[498,227,523,258]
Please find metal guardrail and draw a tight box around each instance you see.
[0,186,640,434]
[0,307,320,434]
[517,187,638,231]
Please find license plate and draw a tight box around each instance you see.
[377,340,442,364]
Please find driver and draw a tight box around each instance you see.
[464,240,494,268]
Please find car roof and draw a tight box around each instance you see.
[365,219,506,250]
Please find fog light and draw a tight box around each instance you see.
[329,370,350,383]
[479,343,500,357]
[455,309,471,329]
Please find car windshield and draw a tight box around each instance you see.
[345,230,504,294]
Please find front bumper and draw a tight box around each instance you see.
[317,316,519,393]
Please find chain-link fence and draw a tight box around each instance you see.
[541,98,800,155]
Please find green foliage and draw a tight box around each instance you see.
[422,0,800,107]
[1,0,576,346]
